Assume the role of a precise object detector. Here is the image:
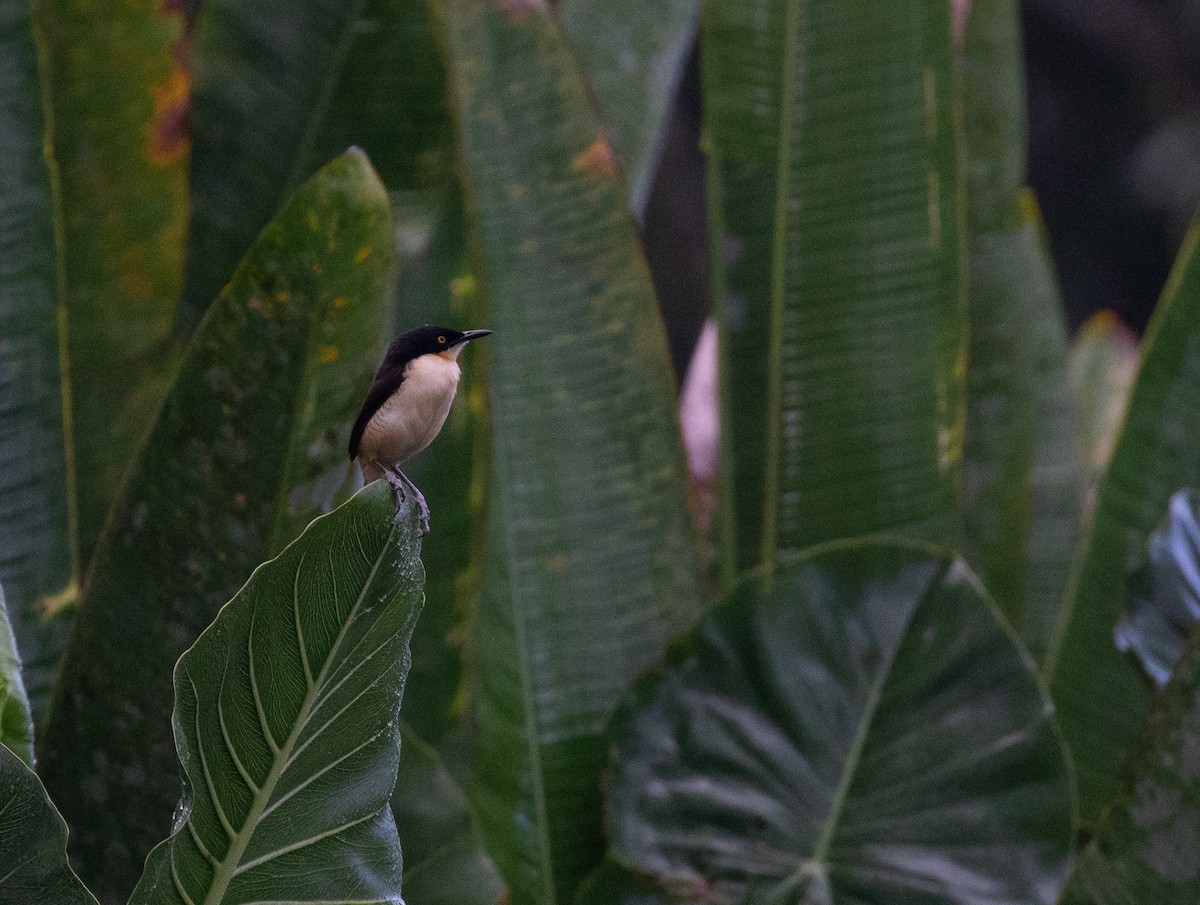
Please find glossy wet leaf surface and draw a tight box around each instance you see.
[443,1,704,900]
[38,0,190,565]
[1114,489,1200,687]
[392,723,504,905]
[128,483,423,905]
[1048,219,1200,824]
[182,0,451,333]
[0,744,96,905]
[39,150,394,899]
[0,0,73,720]
[0,585,33,768]
[607,541,1074,905]
[1061,625,1200,904]
[708,0,966,582]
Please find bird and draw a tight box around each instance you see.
[349,324,492,533]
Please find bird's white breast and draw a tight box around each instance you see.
[360,353,461,469]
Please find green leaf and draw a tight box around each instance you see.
[393,723,504,905]
[0,0,73,720]
[1069,311,1139,505]
[39,150,395,899]
[959,0,1081,646]
[181,0,451,334]
[36,0,190,565]
[1048,218,1200,824]
[441,1,705,901]
[392,192,482,745]
[1060,624,1200,904]
[559,0,699,215]
[0,585,33,769]
[1023,214,1083,663]
[0,744,97,905]
[708,0,967,584]
[128,482,423,905]
[606,540,1075,904]
[575,859,669,905]
[1113,489,1200,687]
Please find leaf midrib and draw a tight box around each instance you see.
[778,563,949,895]
[759,0,803,585]
[198,519,398,905]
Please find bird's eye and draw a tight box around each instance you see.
[437,335,446,344]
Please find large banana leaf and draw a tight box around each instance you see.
[559,0,698,216]
[960,0,1081,644]
[393,723,504,905]
[181,0,451,333]
[442,1,704,901]
[36,0,189,565]
[39,150,394,900]
[606,541,1074,904]
[1060,624,1200,904]
[0,585,33,768]
[1048,218,1200,824]
[708,0,967,584]
[0,0,72,720]
[128,483,423,905]
[0,744,96,905]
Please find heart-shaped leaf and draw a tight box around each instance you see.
[39,149,395,898]
[0,744,96,905]
[129,482,423,905]
[607,540,1073,904]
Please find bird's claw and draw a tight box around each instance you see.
[387,467,430,535]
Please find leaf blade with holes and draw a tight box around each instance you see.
[606,541,1073,904]
[128,483,423,905]
[0,744,97,904]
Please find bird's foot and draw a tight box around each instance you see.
[383,468,407,502]
[391,467,431,535]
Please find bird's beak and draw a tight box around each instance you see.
[451,329,493,347]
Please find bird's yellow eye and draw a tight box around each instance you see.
[438,335,446,344]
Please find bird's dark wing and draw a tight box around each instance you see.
[348,368,404,460]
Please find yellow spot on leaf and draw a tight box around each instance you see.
[355,246,372,262]
[571,138,617,176]
[333,296,349,309]
[307,210,320,232]
[312,262,324,276]
[319,345,340,364]
[451,275,475,304]
[546,553,569,573]
[146,67,190,166]
[276,290,290,303]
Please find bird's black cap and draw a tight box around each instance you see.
[348,325,492,460]
[382,325,492,364]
